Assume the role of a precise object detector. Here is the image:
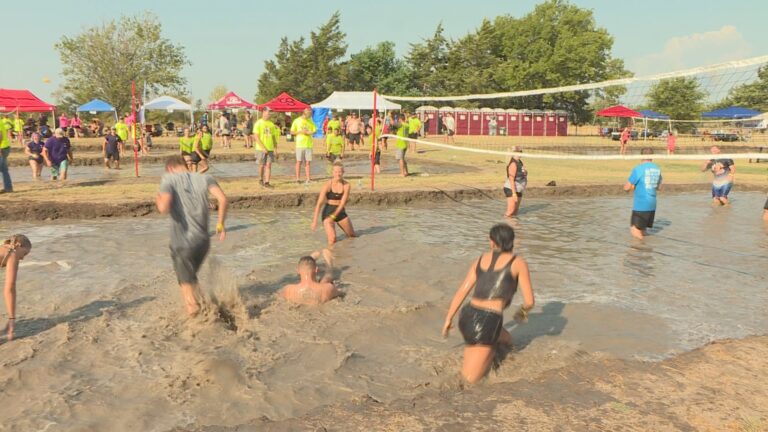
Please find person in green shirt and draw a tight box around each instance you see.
[195,127,213,174]
[0,117,12,193]
[179,128,199,172]
[407,112,422,152]
[326,128,344,162]
[13,113,24,146]
[253,109,280,188]
[371,121,383,174]
[114,119,129,143]
[327,112,341,135]
[290,107,317,183]
[395,117,409,177]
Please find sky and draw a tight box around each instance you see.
[1,0,766,105]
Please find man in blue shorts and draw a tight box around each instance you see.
[624,147,662,239]
[701,146,735,205]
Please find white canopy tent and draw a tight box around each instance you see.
[141,96,194,125]
[312,91,401,111]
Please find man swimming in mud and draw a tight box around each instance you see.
[156,156,228,316]
[280,249,341,306]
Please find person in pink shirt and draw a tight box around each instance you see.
[666,131,676,155]
[619,127,630,155]
[58,113,69,131]
[70,114,82,138]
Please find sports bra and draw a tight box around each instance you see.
[473,251,517,304]
[326,184,344,201]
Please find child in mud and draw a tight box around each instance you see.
[156,156,228,317]
[1,234,32,341]
[280,249,340,306]
[442,224,535,384]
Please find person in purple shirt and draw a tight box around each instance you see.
[42,128,73,181]
[24,132,45,179]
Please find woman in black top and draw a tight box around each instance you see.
[24,133,44,179]
[311,161,356,245]
[442,224,535,384]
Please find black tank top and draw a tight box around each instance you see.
[472,251,517,304]
[326,185,344,200]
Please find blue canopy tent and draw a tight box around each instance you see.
[77,98,118,120]
[701,106,760,119]
[638,109,669,119]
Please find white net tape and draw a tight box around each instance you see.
[381,134,768,161]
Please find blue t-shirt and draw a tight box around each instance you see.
[628,162,662,211]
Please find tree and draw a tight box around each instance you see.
[719,65,768,112]
[255,12,347,103]
[405,24,450,95]
[55,12,189,114]
[341,42,414,95]
[208,85,228,103]
[647,77,707,131]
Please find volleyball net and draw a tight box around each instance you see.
[378,55,768,160]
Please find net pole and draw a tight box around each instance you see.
[371,88,377,191]
[132,81,139,178]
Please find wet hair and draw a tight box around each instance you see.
[641,147,654,155]
[4,234,31,251]
[489,224,515,252]
[165,155,187,169]
[332,161,344,170]
[298,256,317,270]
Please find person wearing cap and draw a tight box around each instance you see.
[103,127,124,169]
[42,128,73,181]
[253,108,279,188]
[290,107,317,183]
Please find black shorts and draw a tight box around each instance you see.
[201,149,211,159]
[170,240,210,284]
[348,133,361,144]
[105,150,120,161]
[374,150,381,165]
[459,304,503,345]
[182,151,201,163]
[328,153,342,162]
[408,132,419,140]
[322,204,348,222]
[28,154,43,163]
[764,197,768,210]
[631,210,656,230]
[503,187,522,198]
[447,129,455,136]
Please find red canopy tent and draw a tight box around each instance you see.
[0,89,56,112]
[207,91,256,110]
[596,105,641,118]
[257,92,310,112]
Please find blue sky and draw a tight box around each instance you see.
[1,0,766,104]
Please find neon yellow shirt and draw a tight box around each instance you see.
[253,118,279,151]
[327,119,341,132]
[291,117,317,149]
[0,121,9,149]
[13,118,24,133]
[326,134,344,155]
[114,121,129,141]
[370,124,383,145]
[179,136,195,153]
[201,133,213,151]
[396,123,408,150]
[408,117,421,134]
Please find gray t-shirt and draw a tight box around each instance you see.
[159,172,218,249]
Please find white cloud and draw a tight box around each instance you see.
[628,25,752,76]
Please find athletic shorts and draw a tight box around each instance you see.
[258,150,275,164]
[28,154,43,163]
[503,187,522,198]
[631,210,655,230]
[374,150,381,165]
[764,196,768,210]
[220,129,231,136]
[408,132,419,140]
[296,147,313,162]
[712,182,733,198]
[170,240,210,284]
[182,151,201,163]
[50,160,69,178]
[200,149,211,159]
[105,150,120,161]
[348,133,361,144]
[396,148,407,160]
[447,129,455,136]
[459,304,503,345]
[328,153,342,162]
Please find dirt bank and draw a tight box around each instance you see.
[4,182,764,221]
[183,336,768,431]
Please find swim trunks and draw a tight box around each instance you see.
[459,303,503,345]
[631,210,655,230]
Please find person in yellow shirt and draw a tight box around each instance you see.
[253,109,280,188]
[114,119,129,144]
[326,128,344,162]
[0,117,12,193]
[290,107,317,183]
[327,112,341,135]
[407,112,421,152]
[13,113,24,146]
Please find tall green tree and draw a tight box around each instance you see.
[405,24,451,95]
[341,42,414,95]
[719,65,768,112]
[647,77,707,129]
[55,12,189,114]
[208,85,228,103]
[256,12,347,104]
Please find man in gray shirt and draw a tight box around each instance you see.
[156,156,228,316]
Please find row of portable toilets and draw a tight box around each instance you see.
[415,106,569,136]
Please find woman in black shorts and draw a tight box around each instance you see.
[24,132,44,179]
[442,224,535,384]
[311,161,356,245]
[504,147,527,217]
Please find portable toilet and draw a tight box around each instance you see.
[556,111,568,136]
[545,111,558,136]
[520,110,533,136]
[453,107,470,135]
[466,108,482,135]
[506,109,520,136]
[416,105,438,135]
[531,110,545,136]
[494,108,507,135]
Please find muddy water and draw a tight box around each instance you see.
[7,158,460,184]
[0,192,766,431]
